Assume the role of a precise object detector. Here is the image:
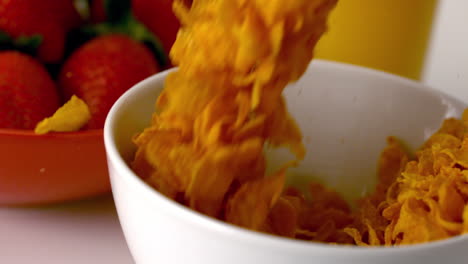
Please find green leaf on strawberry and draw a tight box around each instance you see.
[104,0,132,24]
[0,31,9,43]
[0,30,43,57]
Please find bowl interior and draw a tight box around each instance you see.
[270,61,466,202]
[107,60,466,205]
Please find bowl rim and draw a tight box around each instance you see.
[104,59,468,255]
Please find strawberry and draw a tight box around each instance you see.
[59,34,159,129]
[0,0,82,63]
[0,51,60,129]
[90,0,107,24]
[132,0,181,52]
[46,0,83,30]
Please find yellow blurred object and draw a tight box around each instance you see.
[34,95,91,134]
[315,0,437,80]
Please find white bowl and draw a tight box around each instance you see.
[104,60,468,264]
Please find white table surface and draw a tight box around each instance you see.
[0,195,134,264]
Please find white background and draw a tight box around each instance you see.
[423,0,468,102]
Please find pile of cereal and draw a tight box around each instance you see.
[132,0,468,246]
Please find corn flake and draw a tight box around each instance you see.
[34,95,91,134]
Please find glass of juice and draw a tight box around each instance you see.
[315,0,438,80]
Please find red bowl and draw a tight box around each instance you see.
[0,128,110,206]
